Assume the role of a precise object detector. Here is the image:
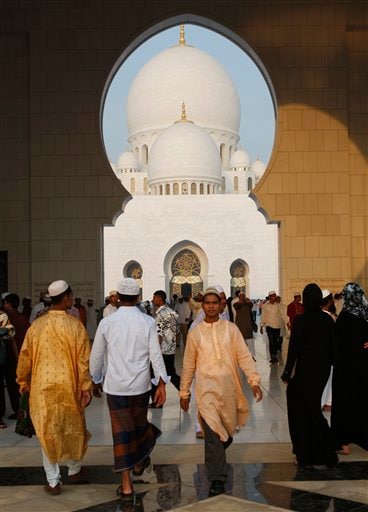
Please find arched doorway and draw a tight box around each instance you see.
[170,249,202,298]
[230,259,249,297]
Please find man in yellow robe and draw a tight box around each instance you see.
[180,287,262,497]
[17,280,92,495]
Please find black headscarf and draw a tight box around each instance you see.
[342,282,368,322]
[302,283,322,312]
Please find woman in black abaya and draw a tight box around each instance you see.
[281,283,338,467]
[331,282,368,454]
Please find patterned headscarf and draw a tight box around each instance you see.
[342,282,368,321]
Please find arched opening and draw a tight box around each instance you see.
[143,177,148,193]
[220,143,227,166]
[170,248,202,298]
[142,144,148,165]
[101,19,278,302]
[130,177,135,194]
[247,176,253,191]
[123,260,143,299]
[234,176,239,192]
[230,259,249,297]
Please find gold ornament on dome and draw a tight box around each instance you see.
[179,24,186,46]
[175,102,193,124]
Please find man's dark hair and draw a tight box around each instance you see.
[154,290,166,303]
[118,293,138,304]
[5,293,20,309]
[51,286,72,305]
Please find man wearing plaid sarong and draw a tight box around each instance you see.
[90,278,169,502]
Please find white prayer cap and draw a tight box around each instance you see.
[48,280,69,297]
[268,290,277,296]
[1,292,9,300]
[203,287,221,300]
[117,278,139,296]
[109,290,118,297]
[213,284,224,294]
[322,289,332,299]
[293,291,301,297]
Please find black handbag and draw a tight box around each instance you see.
[15,393,36,438]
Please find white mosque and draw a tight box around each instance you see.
[104,26,279,300]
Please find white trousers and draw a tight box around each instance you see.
[42,448,81,487]
[245,338,255,358]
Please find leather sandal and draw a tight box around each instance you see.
[116,485,135,503]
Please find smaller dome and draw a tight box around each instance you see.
[148,119,222,183]
[230,149,251,168]
[251,158,266,176]
[117,151,140,170]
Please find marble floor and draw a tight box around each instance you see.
[1,333,367,511]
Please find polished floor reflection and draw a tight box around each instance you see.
[1,333,367,511]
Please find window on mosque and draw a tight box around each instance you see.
[191,183,196,194]
[230,259,248,296]
[234,176,239,192]
[124,260,143,298]
[142,144,148,165]
[173,183,179,195]
[130,177,135,194]
[143,177,148,193]
[199,183,204,195]
[247,177,253,191]
[165,183,170,195]
[182,183,188,194]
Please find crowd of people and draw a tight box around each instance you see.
[0,279,367,502]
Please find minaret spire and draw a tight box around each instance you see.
[179,24,186,46]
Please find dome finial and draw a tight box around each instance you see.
[179,24,186,46]
[175,102,193,124]
[181,101,187,120]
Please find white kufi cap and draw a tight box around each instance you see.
[118,278,140,296]
[48,280,69,297]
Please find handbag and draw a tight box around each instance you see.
[15,393,36,438]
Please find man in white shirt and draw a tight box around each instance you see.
[260,290,288,364]
[90,278,168,502]
[103,290,119,317]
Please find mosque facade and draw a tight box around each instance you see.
[104,26,279,300]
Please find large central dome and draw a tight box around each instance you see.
[127,37,241,136]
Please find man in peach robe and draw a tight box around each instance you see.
[17,280,92,495]
[180,287,262,497]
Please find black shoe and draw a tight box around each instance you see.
[209,480,225,497]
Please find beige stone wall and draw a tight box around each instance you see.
[0,1,367,302]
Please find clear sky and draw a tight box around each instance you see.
[102,24,275,166]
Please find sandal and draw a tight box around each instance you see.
[116,485,135,503]
[132,456,151,476]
